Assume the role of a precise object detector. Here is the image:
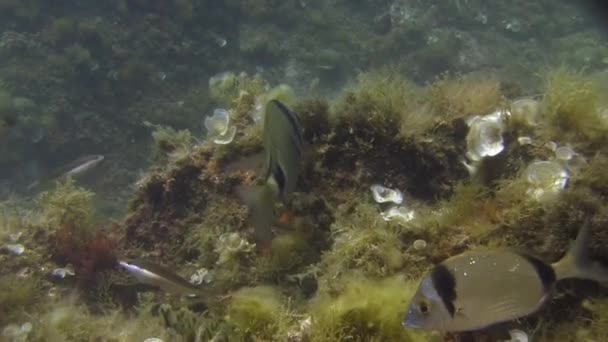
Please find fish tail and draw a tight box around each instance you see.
[553,223,608,283]
[236,181,279,247]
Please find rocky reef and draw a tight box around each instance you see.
[2,1,608,341]
[2,66,608,341]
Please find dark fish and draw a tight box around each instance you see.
[237,100,304,247]
[119,260,204,296]
[402,224,608,332]
[27,154,104,190]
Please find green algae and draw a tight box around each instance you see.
[226,285,288,340]
[27,299,180,342]
[0,1,605,339]
[35,178,95,228]
[332,70,432,139]
[318,202,405,281]
[2,65,608,342]
[0,275,41,326]
[542,67,608,143]
[309,274,435,342]
[265,232,310,273]
[426,73,504,120]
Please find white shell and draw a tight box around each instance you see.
[370,184,403,204]
[213,125,237,145]
[517,136,533,145]
[381,206,415,222]
[466,110,506,161]
[510,98,541,127]
[52,265,75,278]
[412,239,427,250]
[508,329,528,342]
[525,161,569,201]
[144,339,165,342]
[2,243,24,255]
[204,108,231,136]
[555,145,575,161]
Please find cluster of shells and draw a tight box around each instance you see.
[464,97,586,202]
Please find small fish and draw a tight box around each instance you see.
[118,260,204,296]
[402,224,608,332]
[27,154,104,190]
[237,100,304,248]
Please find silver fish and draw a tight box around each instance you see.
[27,154,104,190]
[63,154,105,177]
[237,100,304,247]
[402,224,608,332]
[119,260,203,296]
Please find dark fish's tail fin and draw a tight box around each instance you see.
[236,181,279,248]
[553,223,608,283]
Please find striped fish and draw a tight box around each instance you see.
[237,100,304,248]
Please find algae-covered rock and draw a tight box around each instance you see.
[542,67,608,143]
[267,232,310,272]
[309,275,435,342]
[0,276,41,326]
[226,285,287,339]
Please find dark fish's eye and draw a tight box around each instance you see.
[419,300,430,315]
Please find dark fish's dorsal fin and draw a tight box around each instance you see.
[270,159,287,198]
[515,251,556,291]
[430,264,457,317]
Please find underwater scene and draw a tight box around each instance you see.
[2,0,608,341]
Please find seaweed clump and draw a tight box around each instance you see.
[226,285,291,340]
[314,71,468,200]
[28,299,179,342]
[35,178,95,228]
[542,67,608,143]
[309,274,434,342]
[426,73,503,120]
[36,179,119,287]
[0,275,41,326]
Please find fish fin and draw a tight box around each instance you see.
[236,180,279,246]
[552,223,608,283]
[479,321,514,340]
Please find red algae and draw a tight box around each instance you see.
[51,223,120,286]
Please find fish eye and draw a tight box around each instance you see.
[418,300,430,315]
